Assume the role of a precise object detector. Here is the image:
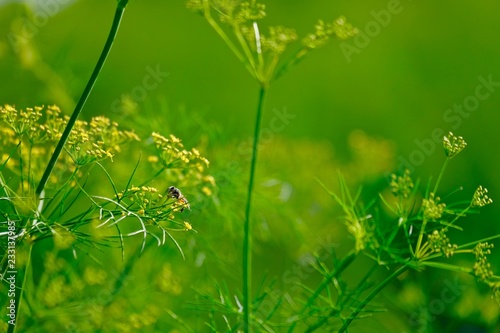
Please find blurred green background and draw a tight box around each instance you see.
[1,0,500,332]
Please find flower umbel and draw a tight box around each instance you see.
[428,229,457,258]
[66,116,140,166]
[390,169,414,199]
[472,186,493,207]
[422,193,445,220]
[443,132,467,158]
[473,242,494,281]
[302,16,358,49]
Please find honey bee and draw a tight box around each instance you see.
[167,186,190,212]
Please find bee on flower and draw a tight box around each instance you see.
[167,186,190,212]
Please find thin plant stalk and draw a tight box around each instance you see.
[432,157,450,195]
[35,1,129,197]
[242,85,267,332]
[287,251,356,333]
[304,263,379,333]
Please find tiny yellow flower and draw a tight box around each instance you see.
[148,155,159,163]
[202,186,212,196]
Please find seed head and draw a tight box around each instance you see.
[422,193,446,220]
[443,132,466,158]
[472,186,493,207]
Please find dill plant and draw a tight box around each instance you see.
[187,0,357,331]
[186,1,500,332]
[303,132,500,332]
[0,1,215,331]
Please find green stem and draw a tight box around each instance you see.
[338,263,410,333]
[420,260,472,274]
[432,158,449,195]
[455,234,500,250]
[201,1,256,79]
[243,85,267,333]
[35,3,128,197]
[415,218,428,258]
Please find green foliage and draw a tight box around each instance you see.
[187,0,357,84]
[1,1,499,333]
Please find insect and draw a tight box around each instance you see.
[167,186,190,212]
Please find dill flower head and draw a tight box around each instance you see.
[66,116,140,166]
[0,104,42,138]
[116,185,167,222]
[237,1,266,22]
[151,132,208,168]
[390,169,414,199]
[427,229,457,258]
[422,193,446,220]
[473,242,494,281]
[302,17,358,49]
[240,25,298,55]
[443,132,467,158]
[149,132,214,192]
[471,186,493,207]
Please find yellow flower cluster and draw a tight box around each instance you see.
[149,132,215,194]
[0,105,140,191]
[66,116,140,165]
[303,17,358,49]
[390,169,414,199]
[443,132,467,159]
[422,193,446,220]
[473,242,494,281]
[115,185,195,231]
[0,105,68,144]
[151,132,208,169]
[427,229,457,258]
[0,104,42,138]
[472,185,493,207]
